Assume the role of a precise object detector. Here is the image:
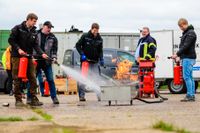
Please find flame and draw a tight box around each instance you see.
[113,59,138,81]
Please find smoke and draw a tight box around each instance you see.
[60,65,103,100]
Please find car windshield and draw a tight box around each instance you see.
[117,51,135,64]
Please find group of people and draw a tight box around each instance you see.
[2,12,197,107]
[135,18,197,102]
[3,13,59,107]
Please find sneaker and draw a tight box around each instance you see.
[15,100,26,107]
[79,97,86,102]
[26,97,31,104]
[181,96,195,102]
[52,97,59,104]
[30,95,43,106]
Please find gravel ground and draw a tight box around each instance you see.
[0,91,200,133]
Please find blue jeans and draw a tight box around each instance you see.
[27,65,57,99]
[182,58,196,97]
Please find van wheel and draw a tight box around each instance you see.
[168,79,186,94]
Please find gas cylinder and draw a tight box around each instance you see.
[18,57,28,79]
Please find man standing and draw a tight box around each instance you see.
[33,21,59,104]
[76,23,104,101]
[8,13,48,107]
[172,18,197,102]
[135,27,157,63]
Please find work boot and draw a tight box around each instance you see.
[15,100,26,107]
[52,97,59,104]
[181,96,195,102]
[79,97,86,102]
[30,95,43,106]
[26,97,31,105]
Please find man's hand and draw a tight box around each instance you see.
[81,54,87,62]
[171,54,178,59]
[52,58,57,64]
[99,58,104,66]
[42,53,48,59]
[175,57,180,63]
[18,49,26,55]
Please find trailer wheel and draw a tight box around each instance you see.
[168,79,186,94]
[108,101,111,106]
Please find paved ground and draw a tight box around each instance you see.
[0,91,200,133]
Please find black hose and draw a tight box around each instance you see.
[134,85,168,104]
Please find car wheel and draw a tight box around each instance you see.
[168,79,186,94]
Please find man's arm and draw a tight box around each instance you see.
[146,38,157,59]
[177,32,196,57]
[99,38,103,59]
[33,36,44,56]
[51,36,58,59]
[8,26,20,51]
[75,34,85,55]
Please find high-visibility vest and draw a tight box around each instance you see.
[2,46,11,70]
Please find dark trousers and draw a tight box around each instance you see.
[12,57,37,101]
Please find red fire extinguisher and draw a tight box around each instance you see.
[81,61,89,77]
[167,57,183,85]
[173,62,183,85]
[18,57,28,79]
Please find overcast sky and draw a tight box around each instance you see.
[0,0,200,33]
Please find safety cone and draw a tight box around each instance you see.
[44,80,50,97]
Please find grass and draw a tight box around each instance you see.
[53,128,76,133]
[0,117,23,122]
[153,120,191,133]
[27,116,39,121]
[33,109,53,121]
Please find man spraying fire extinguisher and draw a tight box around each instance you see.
[76,23,104,102]
[172,18,197,102]
[8,13,48,107]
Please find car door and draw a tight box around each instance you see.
[100,49,118,78]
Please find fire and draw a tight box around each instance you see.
[113,59,138,81]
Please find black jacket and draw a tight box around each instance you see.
[137,34,157,59]
[35,30,58,66]
[76,31,103,62]
[177,25,197,59]
[37,30,58,59]
[8,21,44,58]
